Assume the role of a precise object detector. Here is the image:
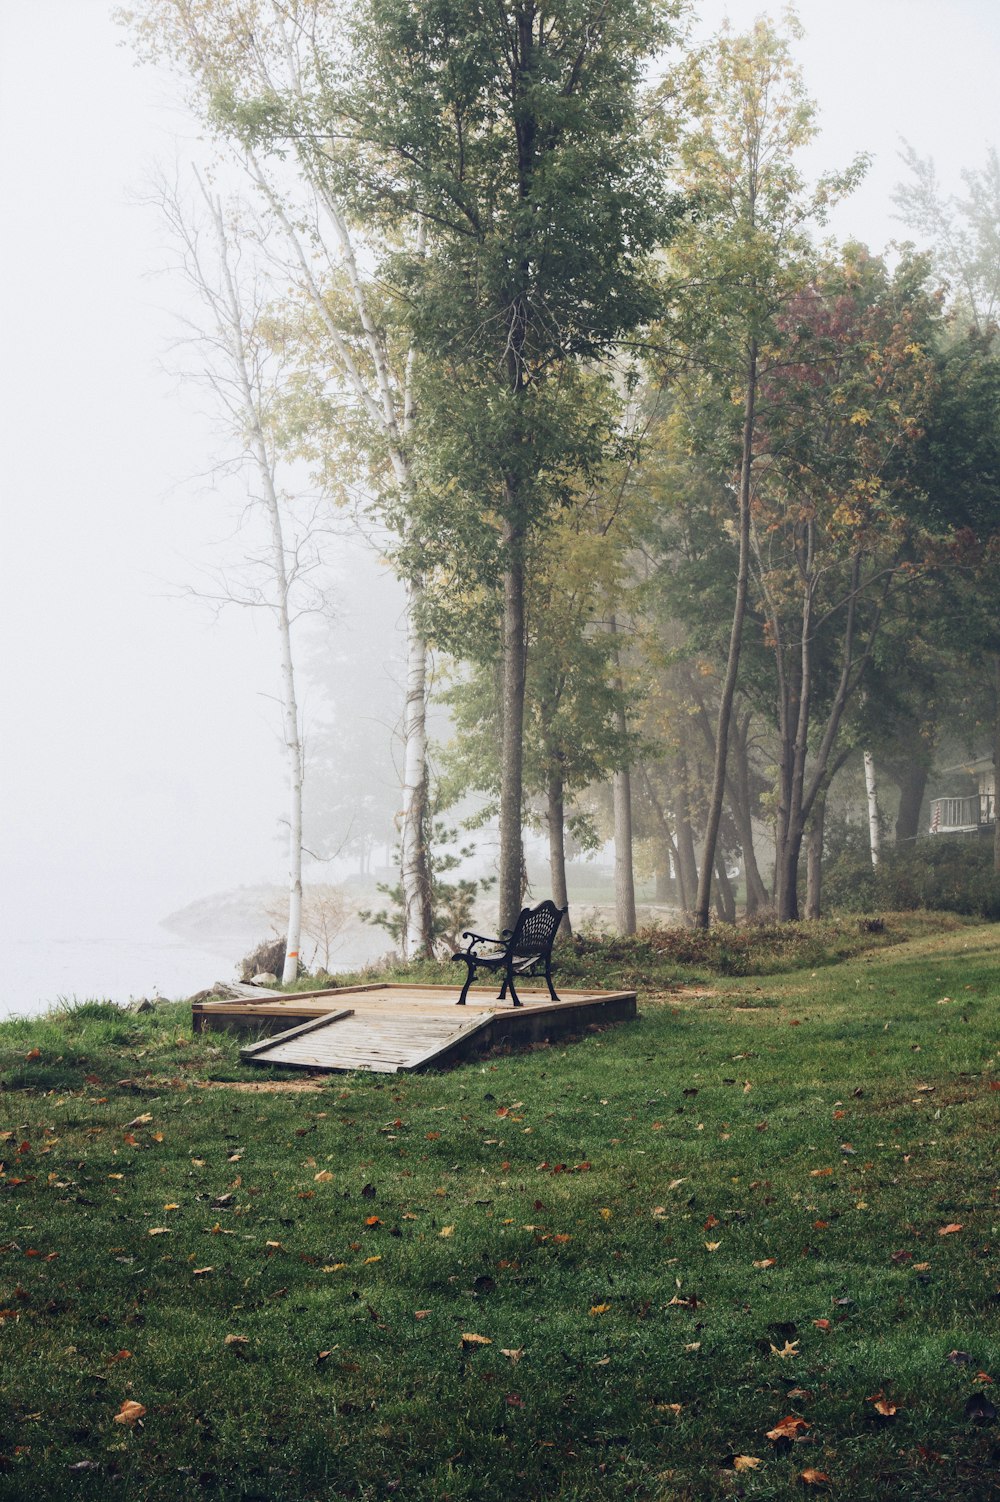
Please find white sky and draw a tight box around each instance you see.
[1,0,998,956]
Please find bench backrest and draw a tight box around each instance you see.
[509,901,566,957]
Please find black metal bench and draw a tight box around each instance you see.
[451,900,567,1007]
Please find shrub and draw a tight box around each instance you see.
[824,837,1000,919]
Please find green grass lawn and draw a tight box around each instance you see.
[1,917,999,1500]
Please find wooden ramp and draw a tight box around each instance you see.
[192,983,637,1074]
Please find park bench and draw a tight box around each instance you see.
[451,900,567,1007]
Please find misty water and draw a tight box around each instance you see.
[2,927,392,1023]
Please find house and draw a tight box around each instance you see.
[929,756,996,835]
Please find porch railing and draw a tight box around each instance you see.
[929,794,995,833]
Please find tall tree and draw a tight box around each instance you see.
[663,15,865,927]
[339,0,682,928]
[123,0,436,958]
[158,175,320,982]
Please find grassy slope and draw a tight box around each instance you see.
[0,917,998,1500]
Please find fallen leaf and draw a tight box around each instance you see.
[810,1168,834,1178]
[314,1170,333,1183]
[589,1303,611,1316]
[500,1347,524,1362]
[439,1225,455,1238]
[656,1402,683,1415]
[125,1114,153,1128]
[766,1416,810,1442]
[192,1267,213,1276]
[147,1228,170,1237]
[224,1335,249,1347]
[113,1400,146,1426]
[812,1319,831,1332]
[460,1333,492,1349]
[799,1469,831,1487]
[938,1223,964,1236]
[413,1310,430,1320]
[866,1391,898,1417]
[163,1203,180,1212]
[753,1258,777,1269]
[705,1241,722,1252]
[732,1455,762,1472]
[770,1340,799,1359]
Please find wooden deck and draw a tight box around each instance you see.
[191,983,637,1074]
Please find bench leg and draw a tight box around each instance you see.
[455,958,476,1006]
[506,963,522,1007]
[544,957,559,1002]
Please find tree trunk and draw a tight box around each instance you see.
[994,655,1000,875]
[546,768,572,937]
[695,344,756,927]
[613,765,637,935]
[499,508,527,931]
[713,854,737,923]
[399,578,434,957]
[609,616,637,935]
[730,711,770,914]
[863,749,881,868]
[893,756,928,845]
[805,796,826,920]
[674,761,699,919]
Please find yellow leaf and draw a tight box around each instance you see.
[733,1455,762,1472]
[192,1267,213,1277]
[589,1303,611,1316]
[705,1241,721,1252]
[753,1258,776,1269]
[938,1223,963,1236]
[363,1255,382,1264]
[314,1170,333,1183]
[147,1228,171,1237]
[322,1263,347,1273]
[599,1208,612,1220]
[439,1225,455,1238]
[113,1400,146,1426]
[500,1348,524,1362]
[460,1333,492,1348]
[163,1203,180,1212]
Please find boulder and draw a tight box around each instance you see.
[250,972,279,986]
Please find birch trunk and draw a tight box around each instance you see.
[400,577,433,956]
[864,750,881,868]
[203,189,306,985]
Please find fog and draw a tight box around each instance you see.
[1,0,997,1016]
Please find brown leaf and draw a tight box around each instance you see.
[866,1390,898,1417]
[125,1114,152,1128]
[460,1333,492,1349]
[314,1170,333,1183]
[224,1335,249,1347]
[799,1469,831,1487]
[500,1347,524,1362]
[812,1319,832,1332]
[590,1303,611,1315]
[113,1400,146,1426]
[938,1223,964,1236]
[732,1455,762,1471]
[766,1415,810,1442]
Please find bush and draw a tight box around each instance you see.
[824,837,1000,919]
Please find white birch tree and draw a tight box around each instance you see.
[123,0,435,959]
[159,173,321,983]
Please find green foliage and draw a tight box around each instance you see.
[361,820,495,956]
[826,837,1000,919]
